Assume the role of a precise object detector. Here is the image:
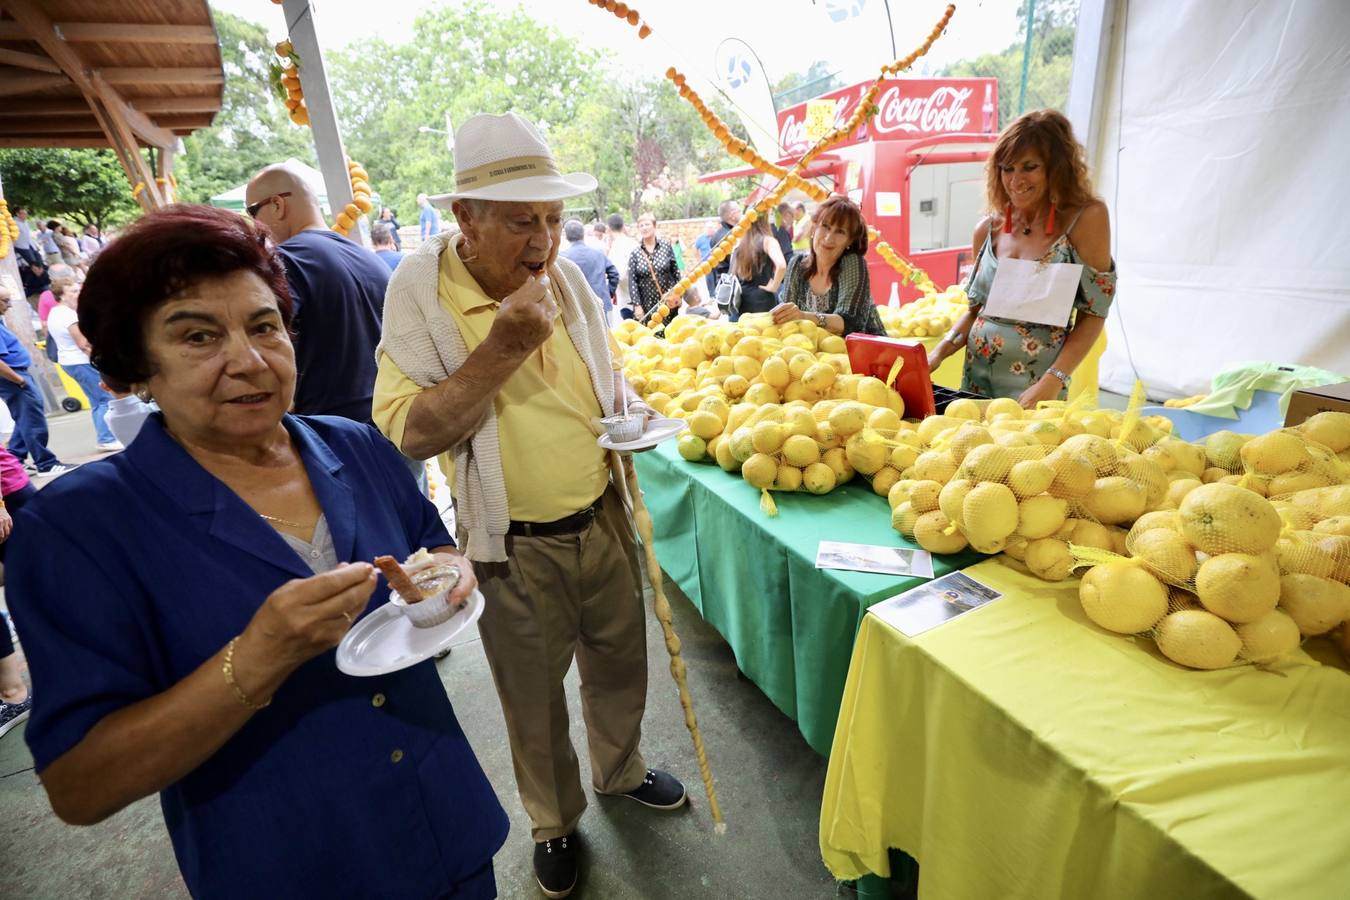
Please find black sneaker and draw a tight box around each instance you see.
[533,833,577,899]
[612,768,687,810]
[0,695,32,739]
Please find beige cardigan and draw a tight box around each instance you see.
[377,230,629,562]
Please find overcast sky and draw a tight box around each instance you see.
[209,0,1026,91]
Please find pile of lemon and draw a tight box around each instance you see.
[613,313,907,503]
[875,285,969,339]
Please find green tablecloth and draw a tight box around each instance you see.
[634,440,976,755]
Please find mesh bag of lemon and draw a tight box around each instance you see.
[884,387,1183,569]
[1044,411,1350,671]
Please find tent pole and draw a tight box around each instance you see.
[282,0,365,246]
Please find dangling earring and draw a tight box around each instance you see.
[134,385,153,403]
[1003,204,1014,234]
[1044,203,1056,236]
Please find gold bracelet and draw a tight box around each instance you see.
[222,636,271,710]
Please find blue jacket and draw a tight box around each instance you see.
[8,414,507,898]
[561,241,619,310]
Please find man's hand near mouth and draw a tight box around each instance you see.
[486,271,557,361]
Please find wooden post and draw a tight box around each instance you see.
[281,0,364,246]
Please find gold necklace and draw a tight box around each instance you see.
[259,512,306,529]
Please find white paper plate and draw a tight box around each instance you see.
[336,589,485,677]
[597,417,686,452]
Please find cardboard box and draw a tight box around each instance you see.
[1284,381,1350,427]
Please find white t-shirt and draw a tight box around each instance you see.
[46,304,90,366]
[608,234,639,310]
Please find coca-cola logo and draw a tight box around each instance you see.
[873,86,972,135]
[778,83,977,152]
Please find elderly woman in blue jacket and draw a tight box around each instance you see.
[6,205,507,899]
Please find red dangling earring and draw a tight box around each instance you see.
[1003,203,1014,234]
[1044,203,1056,236]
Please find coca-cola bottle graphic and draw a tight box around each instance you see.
[981,83,995,133]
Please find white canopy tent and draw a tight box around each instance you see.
[1070,0,1350,400]
[208,158,331,215]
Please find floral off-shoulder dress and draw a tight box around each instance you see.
[962,222,1117,399]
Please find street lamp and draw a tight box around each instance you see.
[418,112,454,153]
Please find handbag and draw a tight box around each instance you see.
[714,242,744,317]
[638,241,697,323]
[714,272,741,317]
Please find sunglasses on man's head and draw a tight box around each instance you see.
[246,192,291,218]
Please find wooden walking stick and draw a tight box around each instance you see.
[623,456,726,832]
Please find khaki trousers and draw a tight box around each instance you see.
[470,484,648,841]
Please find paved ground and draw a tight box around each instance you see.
[0,409,847,899]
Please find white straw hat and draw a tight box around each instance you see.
[429,112,596,208]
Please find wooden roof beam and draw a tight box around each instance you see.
[0,46,61,73]
[0,72,69,96]
[128,95,221,114]
[0,98,92,115]
[6,120,106,134]
[0,137,110,148]
[99,67,224,86]
[0,22,217,43]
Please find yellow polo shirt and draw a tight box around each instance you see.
[372,245,611,523]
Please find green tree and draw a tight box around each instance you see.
[177,10,315,204]
[327,1,597,223]
[0,148,139,229]
[325,2,745,224]
[942,1,1078,124]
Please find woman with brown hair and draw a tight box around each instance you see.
[7,204,504,898]
[926,109,1116,406]
[732,212,787,317]
[772,196,885,336]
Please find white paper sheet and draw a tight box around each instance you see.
[815,541,934,578]
[983,257,1082,327]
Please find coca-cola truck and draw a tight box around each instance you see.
[703,77,999,304]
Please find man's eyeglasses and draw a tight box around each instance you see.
[246,192,291,218]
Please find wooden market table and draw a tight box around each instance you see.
[632,440,977,756]
[819,557,1350,899]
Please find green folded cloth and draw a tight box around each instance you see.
[1181,361,1347,420]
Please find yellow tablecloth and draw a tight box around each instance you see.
[820,557,1350,899]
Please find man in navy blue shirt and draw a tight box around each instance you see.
[0,285,70,474]
[246,165,389,422]
[370,222,405,272]
[559,218,618,314]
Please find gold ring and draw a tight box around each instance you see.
[341,611,353,625]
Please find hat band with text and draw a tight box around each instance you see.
[455,155,562,191]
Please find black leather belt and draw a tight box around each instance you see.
[508,496,604,537]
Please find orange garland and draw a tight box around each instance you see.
[274,41,310,127]
[585,0,653,38]
[333,158,374,238]
[266,42,372,238]
[645,3,955,324]
[0,199,17,260]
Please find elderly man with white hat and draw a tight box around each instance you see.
[373,112,684,899]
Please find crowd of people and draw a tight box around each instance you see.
[0,106,1115,899]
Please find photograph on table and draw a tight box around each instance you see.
[871,570,1004,636]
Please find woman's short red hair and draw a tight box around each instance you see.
[78,204,292,391]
